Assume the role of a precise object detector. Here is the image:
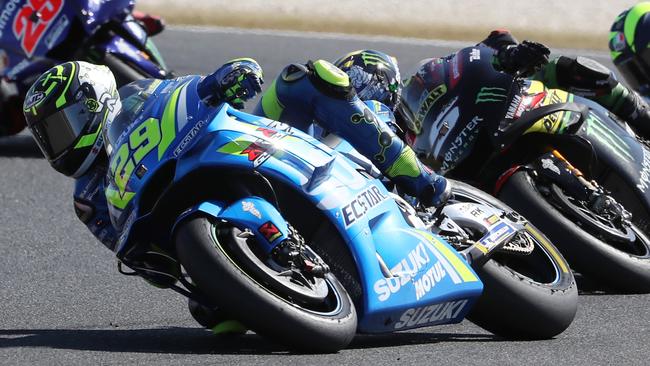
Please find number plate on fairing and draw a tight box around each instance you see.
[441,202,520,251]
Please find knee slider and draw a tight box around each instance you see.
[556,56,618,93]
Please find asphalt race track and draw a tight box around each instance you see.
[0,27,648,365]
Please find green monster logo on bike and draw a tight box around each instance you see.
[475,87,508,104]
[582,113,633,162]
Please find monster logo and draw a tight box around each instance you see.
[361,51,391,67]
[475,87,508,104]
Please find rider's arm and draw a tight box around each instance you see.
[534,55,650,135]
[197,58,263,109]
[73,163,118,251]
[478,30,550,77]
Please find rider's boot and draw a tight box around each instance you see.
[188,299,247,335]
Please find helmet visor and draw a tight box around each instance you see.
[30,102,99,160]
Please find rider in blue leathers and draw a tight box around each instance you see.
[22,58,264,334]
[253,53,451,207]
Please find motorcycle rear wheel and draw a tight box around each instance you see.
[175,215,357,352]
[497,171,650,293]
[449,179,578,339]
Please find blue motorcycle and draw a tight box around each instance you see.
[103,77,577,352]
[0,0,168,133]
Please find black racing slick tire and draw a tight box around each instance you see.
[175,215,357,353]
[497,171,650,293]
[102,53,147,87]
[449,179,578,339]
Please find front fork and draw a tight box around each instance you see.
[530,150,631,220]
[532,150,595,202]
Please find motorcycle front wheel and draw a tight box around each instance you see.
[175,215,357,352]
[449,179,578,339]
[497,170,650,293]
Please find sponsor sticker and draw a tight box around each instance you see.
[24,91,44,109]
[541,158,561,175]
[241,201,261,219]
[258,221,282,242]
[612,32,626,52]
[469,48,481,62]
[340,185,388,227]
[173,120,207,157]
[393,299,469,329]
[479,221,516,248]
[484,214,499,226]
[44,14,69,49]
[637,148,650,193]
[374,242,432,302]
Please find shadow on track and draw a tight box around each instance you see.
[0,135,42,158]
[574,273,629,296]
[349,331,501,349]
[0,327,502,354]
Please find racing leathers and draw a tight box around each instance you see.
[253,60,450,207]
[72,59,263,252]
[483,29,650,138]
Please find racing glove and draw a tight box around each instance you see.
[198,58,264,109]
[496,40,550,77]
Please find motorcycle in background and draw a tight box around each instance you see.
[0,0,170,135]
[406,45,650,293]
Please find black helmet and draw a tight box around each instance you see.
[610,2,650,93]
[23,61,120,177]
[334,49,402,110]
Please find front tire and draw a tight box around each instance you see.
[497,171,650,293]
[175,215,357,352]
[449,179,578,338]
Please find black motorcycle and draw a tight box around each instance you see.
[404,45,650,292]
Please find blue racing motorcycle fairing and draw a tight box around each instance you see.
[104,77,482,333]
[174,197,291,254]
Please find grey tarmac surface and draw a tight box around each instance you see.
[0,26,648,365]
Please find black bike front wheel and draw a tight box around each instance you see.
[450,179,578,339]
[175,215,357,352]
[497,171,650,293]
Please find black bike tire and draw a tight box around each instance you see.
[497,171,650,293]
[102,53,147,87]
[175,215,357,352]
[449,179,578,339]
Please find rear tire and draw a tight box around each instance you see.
[497,171,650,293]
[449,179,578,338]
[175,215,357,352]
